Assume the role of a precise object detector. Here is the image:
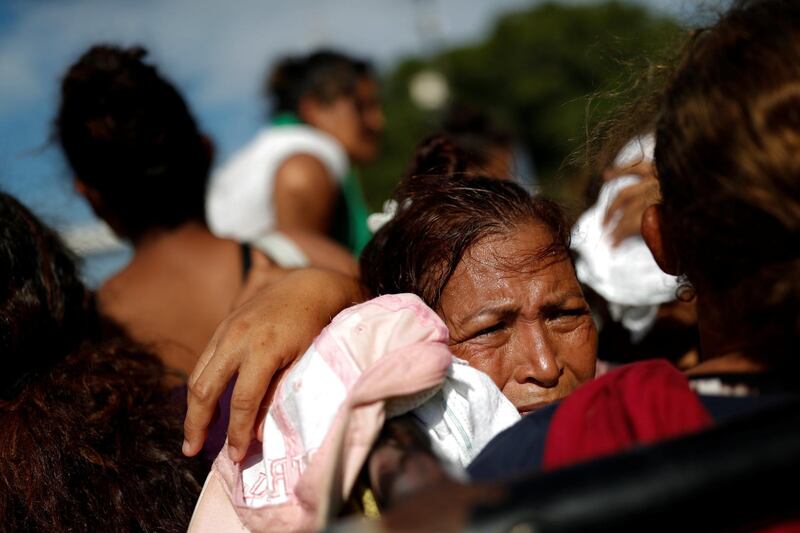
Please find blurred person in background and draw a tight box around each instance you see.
[403,103,536,189]
[206,49,385,256]
[440,102,517,180]
[55,45,353,376]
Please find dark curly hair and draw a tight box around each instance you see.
[654,0,800,365]
[360,139,569,310]
[55,45,211,242]
[0,192,203,531]
[267,49,372,114]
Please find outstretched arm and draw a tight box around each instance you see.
[182,268,366,461]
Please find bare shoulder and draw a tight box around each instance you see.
[275,153,335,192]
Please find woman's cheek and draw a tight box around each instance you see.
[563,318,598,380]
[451,343,506,390]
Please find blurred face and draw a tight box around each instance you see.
[303,76,384,163]
[438,223,597,415]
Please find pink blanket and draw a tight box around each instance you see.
[189,294,454,532]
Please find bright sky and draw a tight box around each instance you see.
[0,0,726,283]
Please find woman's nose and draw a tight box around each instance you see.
[512,324,562,387]
[366,106,385,133]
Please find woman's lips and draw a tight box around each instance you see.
[516,400,553,415]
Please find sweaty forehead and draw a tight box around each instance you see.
[439,224,575,312]
[462,223,563,274]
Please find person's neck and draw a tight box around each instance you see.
[685,294,768,376]
[131,220,210,252]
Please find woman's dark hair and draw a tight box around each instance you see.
[402,134,475,178]
[654,0,800,363]
[55,45,211,242]
[0,192,203,531]
[361,143,569,310]
[0,194,101,398]
[406,107,514,179]
[267,49,372,114]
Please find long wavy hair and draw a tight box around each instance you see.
[654,0,800,368]
[0,192,203,532]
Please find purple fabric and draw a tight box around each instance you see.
[203,377,236,461]
[171,377,236,463]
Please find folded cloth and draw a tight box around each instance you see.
[571,134,678,340]
[413,358,520,469]
[189,294,518,533]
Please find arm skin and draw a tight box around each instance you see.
[274,153,338,235]
[281,227,359,277]
[182,268,367,461]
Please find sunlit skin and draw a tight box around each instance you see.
[438,222,598,414]
[304,76,385,164]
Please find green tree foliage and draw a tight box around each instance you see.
[360,1,682,209]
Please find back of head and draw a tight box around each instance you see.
[0,192,99,399]
[654,0,800,362]
[442,103,513,168]
[402,134,474,178]
[56,45,210,241]
[0,192,202,531]
[361,143,568,309]
[267,49,372,114]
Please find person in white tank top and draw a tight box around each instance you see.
[206,50,385,256]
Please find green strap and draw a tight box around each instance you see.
[270,112,303,126]
[339,169,372,256]
[271,112,371,256]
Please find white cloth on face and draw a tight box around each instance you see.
[571,134,678,340]
[206,125,349,242]
[411,358,521,470]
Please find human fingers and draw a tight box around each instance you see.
[610,209,645,246]
[602,159,653,183]
[603,185,637,226]
[183,320,243,457]
[225,325,284,462]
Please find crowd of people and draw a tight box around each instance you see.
[1,0,798,531]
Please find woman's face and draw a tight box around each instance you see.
[438,223,597,415]
[303,76,384,164]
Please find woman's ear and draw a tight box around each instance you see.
[641,204,680,275]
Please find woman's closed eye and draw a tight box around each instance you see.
[473,321,507,338]
[544,305,590,321]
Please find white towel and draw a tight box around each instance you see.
[571,134,678,340]
[411,358,521,470]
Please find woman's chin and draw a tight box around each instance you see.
[516,400,553,416]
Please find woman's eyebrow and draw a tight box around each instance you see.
[539,292,587,311]
[459,303,518,324]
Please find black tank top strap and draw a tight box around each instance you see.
[240,242,253,281]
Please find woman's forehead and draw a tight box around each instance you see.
[461,223,564,273]
[441,226,577,304]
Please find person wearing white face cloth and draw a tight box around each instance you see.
[571,134,695,367]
